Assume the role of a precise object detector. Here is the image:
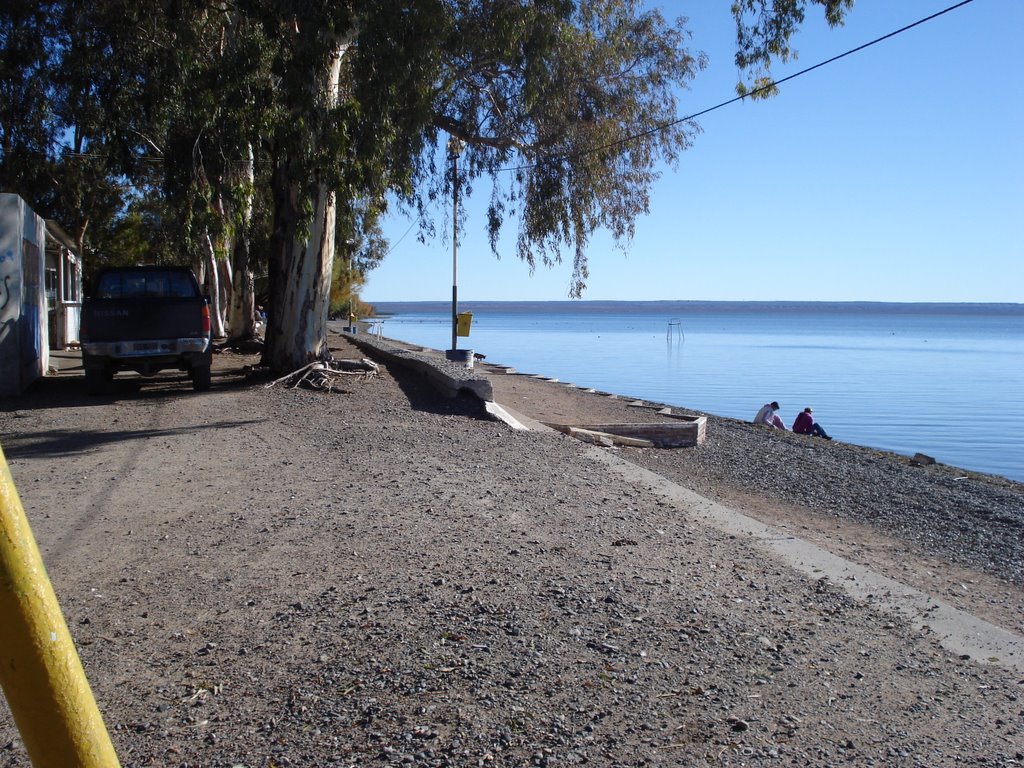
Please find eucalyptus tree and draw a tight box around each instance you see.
[6,0,854,371]
[195,0,849,362]
[85,193,179,279]
[2,0,158,263]
[151,2,277,342]
[331,199,389,317]
[47,0,141,259]
[1,0,144,258]
[249,0,705,371]
[731,0,853,97]
[0,1,59,205]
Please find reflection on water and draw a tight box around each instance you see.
[374,301,1024,482]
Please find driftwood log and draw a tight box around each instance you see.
[560,426,655,449]
[264,359,380,392]
[548,418,707,448]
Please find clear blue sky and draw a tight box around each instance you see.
[364,1,1023,304]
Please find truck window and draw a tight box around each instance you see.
[95,270,198,299]
[168,271,197,297]
[96,273,123,298]
[123,273,147,297]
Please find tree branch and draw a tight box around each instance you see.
[431,114,530,153]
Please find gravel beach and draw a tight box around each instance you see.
[1,331,1022,766]
[479,352,1024,628]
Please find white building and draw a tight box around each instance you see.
[0,193,83,396]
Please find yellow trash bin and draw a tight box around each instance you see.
[456,311,473,337]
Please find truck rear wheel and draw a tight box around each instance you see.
[84,366,111,395]
[191,364,212,391]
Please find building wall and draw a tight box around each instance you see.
[0,195,25,396]
[0,193,49,396]
[21,209,48,387]
[46,225,83,348]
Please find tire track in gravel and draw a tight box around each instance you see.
[41,395,175,565]
[40,388,263,569]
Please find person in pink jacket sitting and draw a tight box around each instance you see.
[792,407,832,439]
[753,401,786,430]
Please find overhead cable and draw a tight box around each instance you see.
[505,0,976,172]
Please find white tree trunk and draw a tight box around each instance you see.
[275,184,336,366]
[228,144,257,340]
[205,233,226,339]
[265,39,348,371]
[218,251,232,332]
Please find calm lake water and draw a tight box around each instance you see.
[370,301,1024,483]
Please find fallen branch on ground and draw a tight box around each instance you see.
[264,358,379,391]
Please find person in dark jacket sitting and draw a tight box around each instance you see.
[792,407,832,439]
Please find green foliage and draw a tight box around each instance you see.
[736,76,780,100]
[2,0,164,256]
[329,255,363,318]
[400,0,706,297]
[155,3,277,263]
[330,198,389,316]
[82,196,180,287]
[4,0,854,352]
[731,0,852,98]
[0,1,60,204]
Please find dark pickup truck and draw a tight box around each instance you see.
[80,266,213,393]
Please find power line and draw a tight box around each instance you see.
[505,0,975,173]
[382,218,416,258]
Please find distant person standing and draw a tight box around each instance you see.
[753,401,786,430]
[792,407,832,439]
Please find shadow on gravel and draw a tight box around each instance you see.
[1,363,255,413]
[385,362,492,421]
[2,420,263,459]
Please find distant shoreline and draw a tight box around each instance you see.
[360,305,1024,483]
[369,299,1024,315]
[362,329,1013,485]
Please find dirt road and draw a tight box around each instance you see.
[1,335,1021,766]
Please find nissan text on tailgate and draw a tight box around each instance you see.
[80,266,213,393]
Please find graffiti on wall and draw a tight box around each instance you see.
[0,246,16,345]
[19,238,41,370]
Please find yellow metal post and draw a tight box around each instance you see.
[0,446,121,767]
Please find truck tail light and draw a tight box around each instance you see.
[202,303,211,335]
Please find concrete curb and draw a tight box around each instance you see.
[483,401,555,433]
[339,330,493,402]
